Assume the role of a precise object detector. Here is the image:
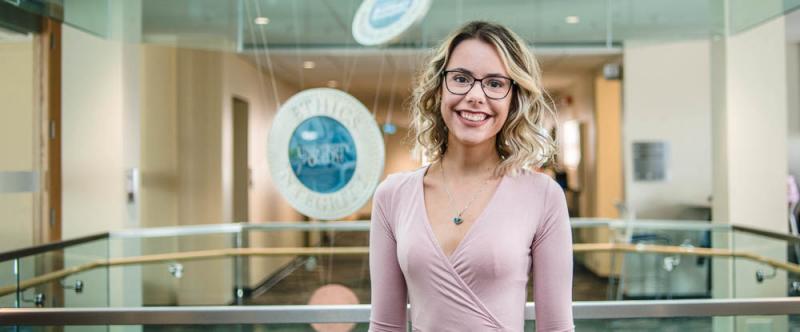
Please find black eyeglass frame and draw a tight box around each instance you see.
[441,70,516,100]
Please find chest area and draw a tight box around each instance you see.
[395,182,539,281]
[423,182,499,258]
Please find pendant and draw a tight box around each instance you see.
[452,216,464,225]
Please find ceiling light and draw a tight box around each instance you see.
[303,61,316,69]
[254,17,270,25]
[565,16,580,24]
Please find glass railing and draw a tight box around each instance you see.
[1,219,799,311]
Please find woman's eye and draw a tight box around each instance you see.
[487,79,505,88]
[453,75,469,83]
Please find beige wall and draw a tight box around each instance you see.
[139,45,179,304]
[709,15,790,331]
[62,22,145,315]
[722,15,790,301]
[623,39,713,219]
[787,42,800,185]
[220,52,308,291]
[62,24,127,238]
[135,45,318,303]
[0,40,36,252]
[719,17,788,232]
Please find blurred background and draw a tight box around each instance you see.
[1,0,800,331]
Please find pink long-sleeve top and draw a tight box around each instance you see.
[369,165,574,332]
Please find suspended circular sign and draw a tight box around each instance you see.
[268,88,385,220]
[352,0,432,46]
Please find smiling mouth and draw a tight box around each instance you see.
[456,110,491,122]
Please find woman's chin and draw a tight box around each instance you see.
[450,133,494,147]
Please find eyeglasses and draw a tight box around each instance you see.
[442,70,515,100]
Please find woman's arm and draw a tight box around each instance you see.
[531,179,575,332]
[368,181,408,331]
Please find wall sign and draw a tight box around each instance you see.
[268,88,385,220]
[352,0,432,46]
[633,141,669,181]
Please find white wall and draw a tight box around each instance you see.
[722,17,788,231]
[789,11,800,182]
[623,39,713,219]
[62,22,143,321]
[62,24,126,238]
[139,45,179,305]
[709,15,790,331]
[0,40,36,252]
[787,42,800,181]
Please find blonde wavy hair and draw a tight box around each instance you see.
[409,21,557,176]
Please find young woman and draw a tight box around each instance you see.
[369,21,574,332]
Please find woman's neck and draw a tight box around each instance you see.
[440,137,501,178]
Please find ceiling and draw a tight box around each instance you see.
[9,0,798,46]
[138,0,721,51]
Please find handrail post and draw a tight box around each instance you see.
[232,227,249,305]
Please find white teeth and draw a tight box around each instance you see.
[459,111,487,122]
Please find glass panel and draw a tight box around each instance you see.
[572,220,733,301]
[0,259,18,308]
[729,0,785,33]
[572,317,712,331]
[788,237,800,297]
[110,233,238,306]
[16,238,109,308]
[572,315,794,331]
[617,228,714,300]
[62,0,109,37]
[732,230,792,299]
[245,227,371,306]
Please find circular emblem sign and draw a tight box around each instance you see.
[288,116,357,194]
[268,88,385,220]
[352,0,432,46]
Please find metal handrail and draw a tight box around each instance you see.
[1,298,799,325]
[3,242,800,297]
[0,233,109,262]
[106,219,735,239]
[733,224,800,244]
[1,219,798,265]
[4,219,792,262]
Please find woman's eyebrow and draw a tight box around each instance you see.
[448,67,508,78]
[447,67,474,75]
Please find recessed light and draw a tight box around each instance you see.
[565,16,580,24]
[303,61,316,69]
[254,17,270,25]
[327,80,338,88]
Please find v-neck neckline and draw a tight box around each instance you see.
[418,164,507,261]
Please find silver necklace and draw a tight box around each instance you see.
[440,160,493,225]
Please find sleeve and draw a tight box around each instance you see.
[531,179,575,332]
[368,179,408,332]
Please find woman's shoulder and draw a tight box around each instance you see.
[508,168,561,193]
[373,166,426,202]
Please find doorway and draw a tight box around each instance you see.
[232,97,250,222]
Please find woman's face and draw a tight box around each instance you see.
[440,38,512,148]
